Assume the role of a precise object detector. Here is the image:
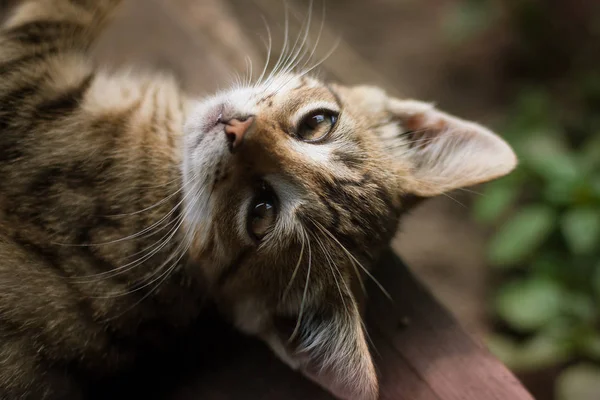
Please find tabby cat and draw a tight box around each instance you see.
[0,1,517,399]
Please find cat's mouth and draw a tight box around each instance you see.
[191,102,226,149]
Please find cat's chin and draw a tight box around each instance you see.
[260,332,379,400]
[302,366,379,400]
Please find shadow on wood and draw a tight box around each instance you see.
[120,250,533,400]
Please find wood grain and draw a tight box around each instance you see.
[159,250,534,400]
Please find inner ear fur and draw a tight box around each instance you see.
[386,98,517,197]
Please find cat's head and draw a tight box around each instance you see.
[182,74,516,400]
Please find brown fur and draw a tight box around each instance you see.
[0,1,517,399]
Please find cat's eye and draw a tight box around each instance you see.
[296,109,338,142]
[247,182,278,241]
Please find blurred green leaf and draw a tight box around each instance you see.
[556,364,600,400]
[580,134,600,172]
[486,333,519,367]
[520,135,580,183]
[593,263,600,301]
[577,331,600,361]
[507,89,555,134]
[542,177,599,207]
[444,0,497,44]
[487,328,572,371]
[531,252,567,281]
[473,183,519,223]
[515,329,572,371]
[495,278,563,331]
[590,176,600,199]
[488,205,556,267]
[543,179,579,206]
[560,292,596,323]
[561,208,600,255]
[458,0,600,379]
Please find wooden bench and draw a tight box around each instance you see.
[160,250,534,400]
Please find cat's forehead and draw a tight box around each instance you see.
[256,74,327,100]
[222,75,337,116]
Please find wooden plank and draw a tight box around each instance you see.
[159,249,533,400]
[367,250,534,400]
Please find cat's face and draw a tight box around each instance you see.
[182,74,516,400]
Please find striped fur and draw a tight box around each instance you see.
[0,2,516,399]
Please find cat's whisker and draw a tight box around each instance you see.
[360,318,381,358]
[103,185,183,217]
[264,2,316,96]
[265,1,315,95]
[229,69,242,90]
[276,5,308,78]
[255,15,273,87]
[97,225,191,298]
[279,0,313,78]
[97,241,190,316]
[52,173,199,248]
[455,187,484,196]
[263,1,291,91]
[52,201,178,248]
[297,1,326,74]
[315,221,392,302]
[317,220,367,293]
[313,221,365,295]
[119,175,182,191]
[270,0,327,94]
[93,187,201,301]
[71,175,202,281]
[289,228,311,343]
[86,215,180,268]
[73,212,186,283]
[282,228,306,301]
[313,229,347,311]
[245,55,254,87]
[115,216,180,261]
[297,34,340,79]
[90,241,185,298]
[242,57,249,87]
[440,192,468,208]
[74,225,182,285]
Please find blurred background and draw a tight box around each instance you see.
[11,0,599,398]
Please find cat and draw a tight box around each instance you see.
[0,1,517,399]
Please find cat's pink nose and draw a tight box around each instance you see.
[223,116,254,151]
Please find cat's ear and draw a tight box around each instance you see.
[262,303,378,400]
[385,98,517,197]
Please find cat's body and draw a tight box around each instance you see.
[0,4,202,398]
[0,1,517,399]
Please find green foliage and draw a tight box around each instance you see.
[474,84,600,373]
[494,279,563,332]
[487,205,556,268]
[444,0,499,44]
[448,0,600,395]
[473,84,600,379]
[561,208,600,255]
[556,364,600,400]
